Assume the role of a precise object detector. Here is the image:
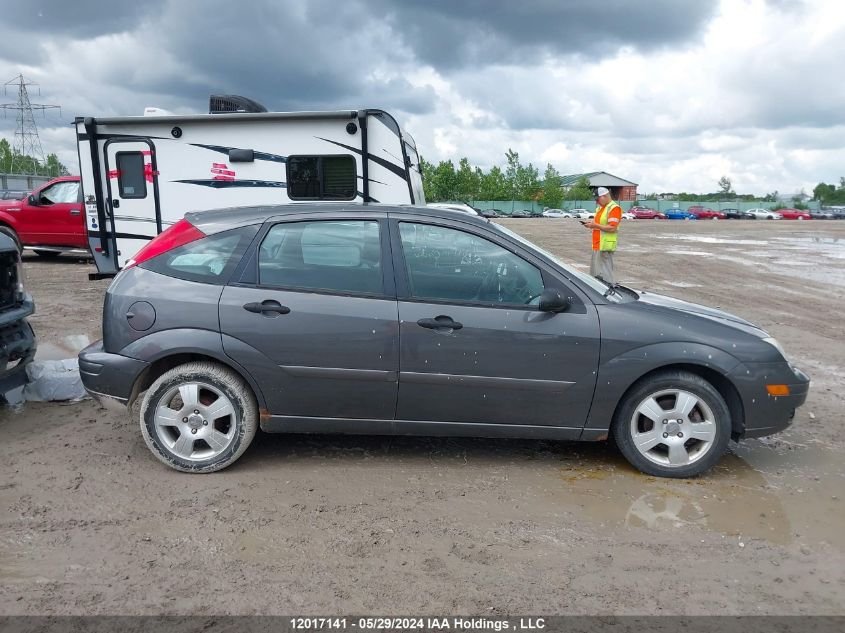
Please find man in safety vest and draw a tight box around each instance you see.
[583,186,622,283]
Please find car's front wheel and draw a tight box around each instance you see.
[140,361,258,473]
[612,370,731,478]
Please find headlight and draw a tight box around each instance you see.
[763,337,789,362]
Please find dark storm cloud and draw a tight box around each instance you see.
[1,0,719,114]
[369,0,720,69]
[85,0,433,115]
[3,0,166,37]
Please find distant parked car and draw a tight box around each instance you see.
[664,209,698,220]
[572,208,593,219]
[427,203,482,216]
[722,208,746,219]
[822,207,845,219]
[510,209,531,218]
[687,205,726,220]
[630,206,666,219]
[542,209,571,218]
[621,212,635,220]
[778,208,812,220]
[479,209,499,218]
[808,209,834,220]
[745,208,782,220]
[0,190,27,201]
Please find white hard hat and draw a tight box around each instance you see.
[596,187,610,196]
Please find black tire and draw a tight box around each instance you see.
[33,250,61,258]
[140,361,258,473]
[612,370,731,478]
[0,226,21,253]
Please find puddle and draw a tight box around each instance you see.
[654,235,770,246]
[553,442,845,549]
[666,250,714,257]
[772,237,843,245]
[661,280,702,288]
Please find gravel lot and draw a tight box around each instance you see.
[1,218,844,615]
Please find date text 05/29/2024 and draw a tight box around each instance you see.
[289,617,546,631]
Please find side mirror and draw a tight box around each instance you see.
[538,288,571,313]
[27,194,37,206]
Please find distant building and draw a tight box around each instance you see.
[776,191,810,203]
[560,171,638,201]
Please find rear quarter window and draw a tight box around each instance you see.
[141,225,258,284]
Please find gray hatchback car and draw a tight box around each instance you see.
[79,204,809,477]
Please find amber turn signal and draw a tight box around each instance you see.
[766,384,790,396]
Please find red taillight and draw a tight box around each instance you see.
[124,218,205,269]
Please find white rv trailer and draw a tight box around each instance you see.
[75,107,425,276]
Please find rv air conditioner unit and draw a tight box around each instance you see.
[209,94,268,114]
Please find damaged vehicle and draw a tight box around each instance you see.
[0,232,36,398]
[79,205,809,477]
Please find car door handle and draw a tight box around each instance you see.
[243,300,291,316]
[70,209,81,216]
[417,315,463,330]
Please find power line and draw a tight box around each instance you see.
[1,74,62,175]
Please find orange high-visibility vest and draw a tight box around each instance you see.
[593,201,621,251]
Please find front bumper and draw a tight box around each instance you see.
[728,361,810,439]
[78,339,149,408]
[0,298,36,395]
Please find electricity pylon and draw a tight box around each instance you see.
[1,74,61,175]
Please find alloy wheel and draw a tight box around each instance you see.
[153,381,237,461]
[629,389,717,468]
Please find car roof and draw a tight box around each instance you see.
[185,203,492,234]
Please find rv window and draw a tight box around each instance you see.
[259,220,382,294]
[116,152,147,199]
[287,155,356,201]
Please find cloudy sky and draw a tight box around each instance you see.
[1,0,843,195]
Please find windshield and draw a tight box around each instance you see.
[491,223,614,297]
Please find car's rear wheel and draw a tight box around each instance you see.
[612,370,731,478]
[140,361,258,473]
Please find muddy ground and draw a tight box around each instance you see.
[1,219,843,615]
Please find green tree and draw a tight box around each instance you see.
[45,153,69,177]
[431,160,458,201]
[455,157,479,202]
[718,175,734,196]
[504,149,521,200]
[0,136,70,176]
[479,166,508,200]
[566,175,594,201]
[0,138,11,173]
[540,163,564,208]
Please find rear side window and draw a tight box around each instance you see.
[141,225,258,284]
[116,152,147,199]
[287,155,356,200]
[259,220,382,294]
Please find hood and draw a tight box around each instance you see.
[0,198,23,210]
[636,290,760,330]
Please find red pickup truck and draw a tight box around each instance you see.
[0,176,86,256]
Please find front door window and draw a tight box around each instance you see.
[398,223,544,306]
